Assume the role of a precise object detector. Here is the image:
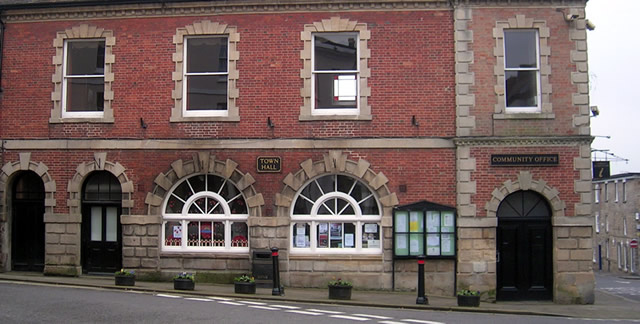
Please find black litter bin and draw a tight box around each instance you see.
[252,249,273,288]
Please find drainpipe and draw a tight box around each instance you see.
[0,14,4,94]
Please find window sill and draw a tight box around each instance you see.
[170,115,240,123]
[160,251,250,258]
[299,114,372,121]
[493,113,555,120]
[290,253,382,261]
[50,117,114,123]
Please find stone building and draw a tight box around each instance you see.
[0,0,594,304]
[593,173,640,276]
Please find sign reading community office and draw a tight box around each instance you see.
[491,154,559,166]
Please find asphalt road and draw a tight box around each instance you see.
[1,281,640,324]
[595,271,640,302]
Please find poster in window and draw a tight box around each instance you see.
[330,223,342,238]
[345,233,354,247]
[295,234,307,247]
[173,225,182,238]
[441,234,455,256]
[441,211,455,233]
[426,211,440,232]
[319,234,328,247]
[364,223,378,233]
[426,234,440,256]
[409,233,424,255]
[296,223,306,235]
[319,223,328,234]
[409,211,423,232]
[395,234,408,256]
[395,211,408,232]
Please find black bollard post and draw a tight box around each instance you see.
[416,255,428,305]
[271,247,284,296]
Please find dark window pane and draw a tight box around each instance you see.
[189,175,206,194]
[67,41,105,75]
[315,73,357,109]
[14,172,45,200]
[165,195,185,214]
[505,70,537,107]
[314,34,357,71]
[83,172,121,202]
[186,75,228,111]
[293,198,313,215]
[337,175,355,194]
[187,37,228,73]
[504,30,537,69]
[66,78,104,112]
[316,175,336,195]
[359,196,379,215]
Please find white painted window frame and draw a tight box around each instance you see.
[503,29,541,113]
[615,181,619,202]
[61,38,105,119]
[290,175,382,255]
[182,35,230,118]
[594,184,600,203]
[161,174,249,253]
[595,212,600,233]
[311,32,361,116]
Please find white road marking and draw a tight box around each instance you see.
[184,297,213,302]
[238,300,267,305]
[379,321,407,324]
[330,315,370,321]
[615,281,631,284]
[208,296,234,301]
[402,320,445,324]
[269,305,301,309]
[248,305,279,310]
[219,301,244,306]
[285,310,324,316]
[353,314,392,319]
[306,308,344,314]
[155,294,181,298]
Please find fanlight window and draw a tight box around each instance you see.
[291,174,382,254]
[162,174,248,252]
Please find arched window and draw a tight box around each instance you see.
[290,174,381,254]
[162,174,248,252]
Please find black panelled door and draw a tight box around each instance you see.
[81,172,122,274]
[11,172,45,271]
[497,190,553,301]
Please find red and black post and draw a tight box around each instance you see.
[416,255,428,304]
[271,247,284,296]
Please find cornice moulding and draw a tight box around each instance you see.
[454,136,593,147]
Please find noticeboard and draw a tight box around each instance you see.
[393,201,456,259]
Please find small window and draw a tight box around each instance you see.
[623,218,628,236]
[615,181,619,202]
[617,243,622,269]
[63,40,105,117]
[604,182,609,202]
[623,180,627,202]
[504,29,540,112]
[605,215,609,232]
[595,212,600,233]
[184,36,229,116]
[313,33,359,113]
[594,184,600,203]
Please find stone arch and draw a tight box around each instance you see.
[485,171,565,218]
[145,152,264,217]
[67,152,134,216]
[275,150,398,220]
[0,153,57,218]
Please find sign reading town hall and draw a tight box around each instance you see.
[491,154,559,166]
[257,156,282,173]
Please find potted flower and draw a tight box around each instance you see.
[457,289,480,307]
[328,278,352,300]
[234,274,256,294]
[114,269,135,287]
[173,272,195,291]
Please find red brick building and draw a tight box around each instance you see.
[0,0,594,303]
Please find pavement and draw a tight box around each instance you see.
[0,271,638,320]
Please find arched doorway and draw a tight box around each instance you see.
[497,190,553,300]
[81,171,122,274]
[11,171,45,271]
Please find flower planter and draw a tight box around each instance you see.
[457,295,480,307]
[174,278,195,291]
[328,285,352,300]
[234,281,256,294]
[115,275,135,287]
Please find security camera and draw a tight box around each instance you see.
[565,13,579,22]
[586,19,596,31]
[590,106,600,117]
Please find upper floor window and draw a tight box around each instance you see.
[171,21,239,122]
[183,36,228,116]
[615,181,619,202]
[300,17,371,121]
[50,24,115,123]
[604,182,609,202]
[63,40,105,117]
[622,180,627,202]
[290,174,382,254]
[594,212,600,233]
[504,29,540,113]
[594,184,600,203]
[313,33,359,113]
